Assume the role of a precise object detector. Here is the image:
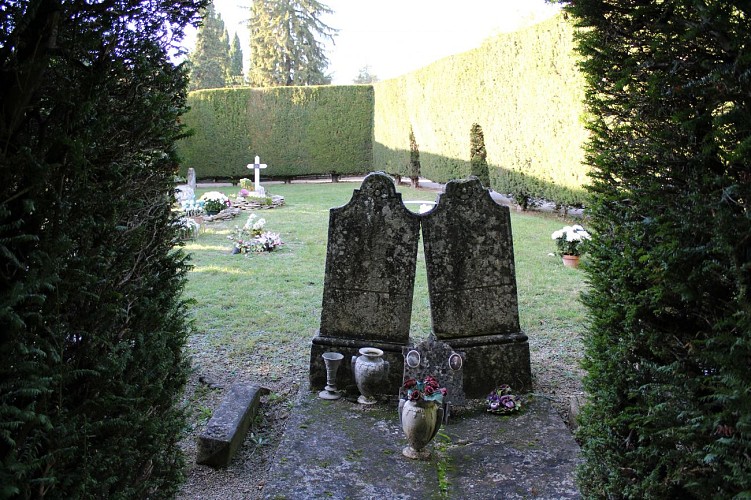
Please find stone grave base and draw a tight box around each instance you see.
[261,391,581,499]
[443,333,533,398]
[310,336,405,395]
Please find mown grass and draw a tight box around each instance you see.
[182,182,587,394]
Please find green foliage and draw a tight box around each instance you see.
[189,2,231,90]
[373,14,588,206]
[566,1,751,497]
[178,86,373,178]
[469,123,490,188]
[408,127,421,184]
[353,65,379,84]
[0,0,204,497]
[228,32,244,85]
[249,0,336,87]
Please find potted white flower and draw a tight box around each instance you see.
[551,224,590,268]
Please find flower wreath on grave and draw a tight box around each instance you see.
[200,191,231,214]
[402,376,448,404]
[486,384,522,414]
[228,213,283,254]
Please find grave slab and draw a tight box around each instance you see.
[261,392,581,499]
[196,384,268,468]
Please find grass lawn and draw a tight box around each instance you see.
[181,181,587,417]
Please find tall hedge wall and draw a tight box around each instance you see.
[373,14,589,206]
[178,85,373,179]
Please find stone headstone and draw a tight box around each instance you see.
[310,172,420,392]
[402,335,465,406]
[421,177,531,396]
[187,167,196,191]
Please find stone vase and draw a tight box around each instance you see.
[351,347,389,405]
[399,400,443,459]
[562,254,580,269]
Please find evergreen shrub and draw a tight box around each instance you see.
[178,85,374,179]
[567,1,751,497]
[373,14,589,206]
[0,2,204,497]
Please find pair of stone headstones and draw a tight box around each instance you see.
[309,172,531,398]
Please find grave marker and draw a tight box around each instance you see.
[246,155,267,196]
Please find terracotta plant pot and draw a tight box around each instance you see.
[562,254,580,269]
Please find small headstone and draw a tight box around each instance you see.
[402,335,465,406]
[187,167,196,191]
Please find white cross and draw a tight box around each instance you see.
[246,155,267,193]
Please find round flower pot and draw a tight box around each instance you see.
[562,254,580,269]
[399,400,442,459]
[351,347,389,405]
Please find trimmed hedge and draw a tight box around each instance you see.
[373,14,589,206]
[178,85,373,179]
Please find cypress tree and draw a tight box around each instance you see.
[409,127,421,188]
[249,0,336,87]
[189,2,231,90]
[0,0,205,496]
[470,122,490,188]
[564,1,751,497]
[228,32,245,85]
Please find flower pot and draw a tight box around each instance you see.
[562,254,580,269]
[351,347,389,405]
[399,400,443,459]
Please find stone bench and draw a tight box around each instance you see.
[196,383,269,468]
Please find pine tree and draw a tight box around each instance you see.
[470,123,490,188]
[189,2,231,90]
[249,0,336,87]
[228,32,244,85]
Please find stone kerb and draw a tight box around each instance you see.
[421,177,531,396]
[310,172,421,392]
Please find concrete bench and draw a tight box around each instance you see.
[196,383,268,467]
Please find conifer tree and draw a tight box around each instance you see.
[563,1,751,497]
[0,0,206,496]
[409,127,421,188]
[470,123,490,188]
[189,2,231,90]
[249,0,336,87]
[228,32,245,85]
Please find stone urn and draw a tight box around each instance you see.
[351,347,389,404]
[399,399,444,459]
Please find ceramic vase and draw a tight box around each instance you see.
[399,400,443,459]
[351,347,389,405]
[319,352,344,400]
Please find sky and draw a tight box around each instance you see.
[186,0,561,85]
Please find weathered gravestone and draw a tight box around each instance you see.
[421,177,532,396]
[187,167,196,191]
[310,172,420,392]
